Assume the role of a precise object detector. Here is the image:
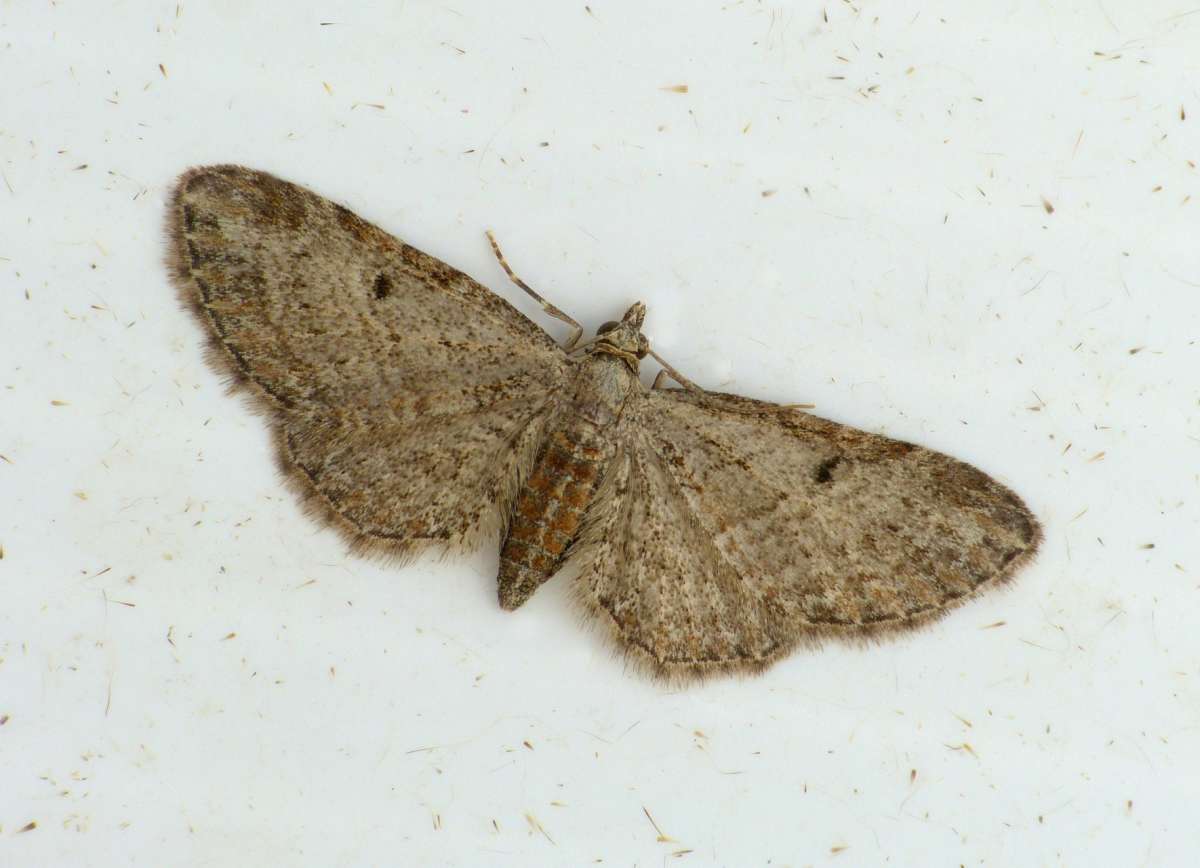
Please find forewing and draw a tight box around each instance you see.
[168,165,569,555]
[576,388,1041,678]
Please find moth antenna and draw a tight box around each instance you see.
[647,347,703,392]
[485,230,583,350]
[567,333,605,355]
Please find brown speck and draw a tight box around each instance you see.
[643,806,675,843]
[18,821,37,833]
[1139,543,1155,550]
[1151,185,1163,192]
[660,84,689,94]
[0,714,9,725]
[1087,451,1106,463]
[222,632,237,640]
[909,768,917,783]
[523,740,534,750]
[831,844,848,854]
[74,491,88,501]
[322,81,333,96]
[1182,105,1186,121]
[50,399,69,406]
[524,812,555,845]
[159,63,168,78]
[1041,196,1054,214]
[1128,346,1144,355]
[73,164,88,171]
[981,620,1006,629]
[166,626,175,647]
[761,189,777,198]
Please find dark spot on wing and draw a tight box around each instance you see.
[814,455,843,484]
[373,273,392,300]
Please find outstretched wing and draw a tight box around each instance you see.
[575,388,1041,678]
[167,165,569,557]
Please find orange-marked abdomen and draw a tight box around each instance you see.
[497,426,608,609]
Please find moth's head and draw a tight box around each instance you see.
[594,302,649,360]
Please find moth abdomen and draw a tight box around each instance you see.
[497,426,608,610]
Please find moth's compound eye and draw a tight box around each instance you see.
[597,320,620,335]
[637,334,650,358]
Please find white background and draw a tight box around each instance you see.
[3,2,1198,865]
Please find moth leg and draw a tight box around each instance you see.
[648,348,703,392]
[486,230,584,350]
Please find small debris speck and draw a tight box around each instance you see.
[524,812,554,845]
[643,806,675,843]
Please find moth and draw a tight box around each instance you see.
[167,165,1041,679]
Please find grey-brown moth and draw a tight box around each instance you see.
[167,165,1041,680]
